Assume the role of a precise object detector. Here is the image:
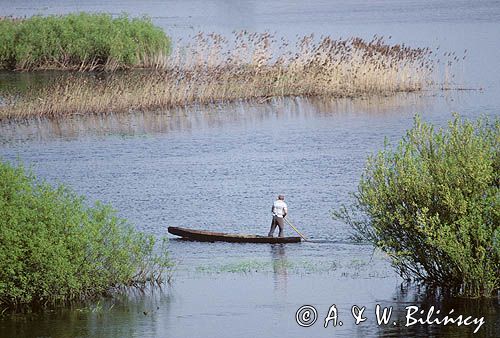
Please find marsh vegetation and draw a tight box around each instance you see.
[0,32,438,120]
[0,160,172,309]
[335,115,500,298]
[0,13,171,71]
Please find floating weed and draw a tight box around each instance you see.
[196,260,271,274]
[194,259,378,276]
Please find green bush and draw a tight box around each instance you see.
[0,160,171,308]
[0,13,171,70]
[335,115,499,297]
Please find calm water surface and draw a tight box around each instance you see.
[0,1,499,337]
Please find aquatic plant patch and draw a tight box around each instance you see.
[0,13,171,71]
[0,32,448,119]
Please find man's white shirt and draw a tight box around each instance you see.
[272,200,288,218]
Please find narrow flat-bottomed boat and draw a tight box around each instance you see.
[168,226,301,243]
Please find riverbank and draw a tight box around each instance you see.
[0,33,441,120]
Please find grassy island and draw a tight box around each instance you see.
[0,13,171,71]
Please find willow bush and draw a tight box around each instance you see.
[0,13,171,70]
[335,115,499,297]
[0,160,171,308]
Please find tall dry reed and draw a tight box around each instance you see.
[0,32,441,120]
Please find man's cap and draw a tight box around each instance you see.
[278,194,285,199]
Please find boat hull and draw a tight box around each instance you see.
[168,226,301,243]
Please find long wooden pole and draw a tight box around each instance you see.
[284,217,308,241]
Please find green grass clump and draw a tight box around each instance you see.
[335,115,500,297]
[0,160,171,309]
[0,13,171,71]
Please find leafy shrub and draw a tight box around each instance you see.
[0,160,171,308]
[0,13,171,70]
[335,115,499,297]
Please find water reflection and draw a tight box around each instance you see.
[1,277,497,338]
[0,92,433,144]
[374,285,499,337]
[270,244,288,293]
[0,290,172,338]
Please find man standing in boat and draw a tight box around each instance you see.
[268,194,288,237]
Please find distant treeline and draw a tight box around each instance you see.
[0,13,171,71]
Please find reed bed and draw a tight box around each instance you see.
[0,32,439,120]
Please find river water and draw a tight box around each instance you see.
[0,1,499,337]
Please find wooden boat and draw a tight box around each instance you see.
[168,226,301,243]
